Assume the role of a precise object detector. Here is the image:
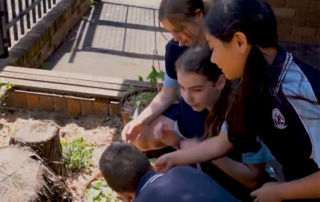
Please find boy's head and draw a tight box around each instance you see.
[99,142,151,194]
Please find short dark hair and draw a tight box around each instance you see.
[99,142,151,193]
[159,0,205,23]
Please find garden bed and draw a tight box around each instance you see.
[0,108,122,201]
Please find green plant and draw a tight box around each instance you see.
[123,50,164,115]
[132,66,164,108]
[90,0,100,7]
[132,91,157,108]
[139,66,165,90]
[85,180,120,202]
[61,137,93,171]
[0,82,13,104]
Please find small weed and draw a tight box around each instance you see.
[139,65,165,90]
[132,91,157,108]
[61,137,93,171]
[85,180,120,202]
[0,82,13,104]
[130,66,164,108]
[90,0,100,8]
[124,50,164,115]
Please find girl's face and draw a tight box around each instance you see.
[177,70,222,111]
[161,18,203,47]
[206,32,250,80]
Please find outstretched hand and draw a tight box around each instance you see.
[251,182,282,202]
[121,119,145,143]
[154,152,178,173]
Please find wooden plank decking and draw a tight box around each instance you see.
[0,66,151,100]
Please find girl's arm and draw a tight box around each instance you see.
[212,158,266,189]
[212,137,273,190]
[252,171,320,201]
[155,130,233,172]
[136,86,179,125]
[123,86,179,141]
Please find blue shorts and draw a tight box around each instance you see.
[162,97,209,139]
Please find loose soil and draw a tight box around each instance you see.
[0,108,123,201]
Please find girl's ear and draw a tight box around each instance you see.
[215,74,226,91]
[232,32,249,53]
[195,9,204,20]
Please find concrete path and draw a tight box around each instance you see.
[45,0,319,79]
[46,0,171,80]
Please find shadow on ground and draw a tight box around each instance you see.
[46,0,169,75]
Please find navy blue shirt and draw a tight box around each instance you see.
[162,40,209,139]
[134,166,240,202]
[165,40,188,80]
[163,40,188,88]
[241,47,320,181]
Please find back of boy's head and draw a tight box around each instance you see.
[99,142,151,193]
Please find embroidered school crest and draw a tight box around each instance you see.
[272,108,287,129]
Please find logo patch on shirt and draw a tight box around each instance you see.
[272,108,287,129]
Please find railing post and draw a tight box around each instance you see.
[0,0,9,58]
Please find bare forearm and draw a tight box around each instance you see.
[277,171,320,200]
[213,158,265,189]
[174,132,233,165]
[137,87,178,124]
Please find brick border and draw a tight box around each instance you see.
[4,89,119,117]
[0,0,91,68]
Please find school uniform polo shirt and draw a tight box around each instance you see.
[134,166,240,202]
[162,39,209,139]
[222,122,275,165]
[163,40,188,88]
[240,47,320,181]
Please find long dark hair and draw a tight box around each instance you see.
[205,0,278,152]
[159,0,205,23]
[175,45,234,139]
[159,0,214,42]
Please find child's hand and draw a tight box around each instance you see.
[154,122,180,149]
[251,182,282,202]
[154,152,177,173]
[121,119,145,142]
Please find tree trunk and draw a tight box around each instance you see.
[0,147,71,202]
[9,122,67,176]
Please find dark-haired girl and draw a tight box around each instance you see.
[122,0,214,151]
[176,45,274,200]
[156,0,320,201]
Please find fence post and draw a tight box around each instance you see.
[0,0,9,58]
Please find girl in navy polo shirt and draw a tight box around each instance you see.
[122,0,214,151]
[156,0,320,201]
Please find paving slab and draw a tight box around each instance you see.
[45,0,319,80]
[45,0,171,80]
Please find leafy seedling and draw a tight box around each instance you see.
[61,137,93,171]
